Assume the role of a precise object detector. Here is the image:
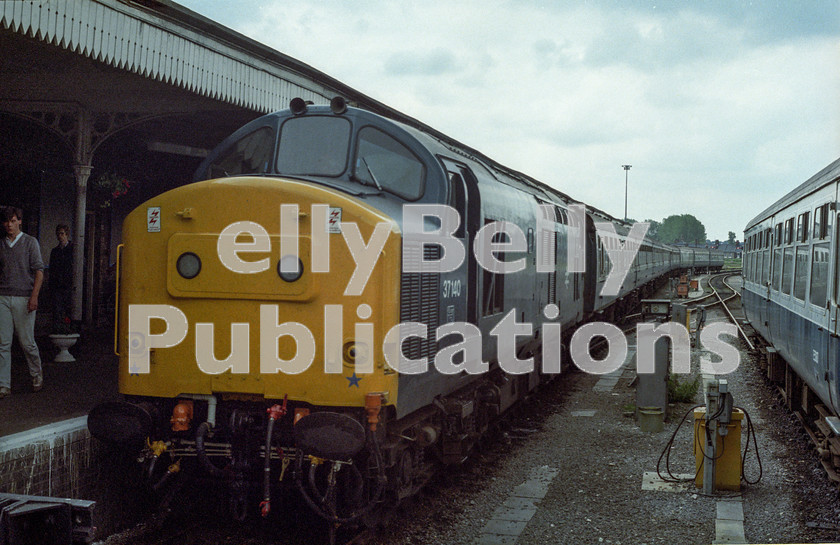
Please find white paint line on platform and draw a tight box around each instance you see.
[0,416,88,453]
[593,349,635,392]
[475,465,559,545]
[571,410,597,417]
[714,498,746,544]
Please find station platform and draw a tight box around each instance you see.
[0,320,118,438]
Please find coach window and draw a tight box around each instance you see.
[355,127,425,200]
[825,205,833,238]
[815,203,832,240]
[810,243,830,307]
[208,126,274,178]
[765,234,770,284]
[772,246,782,291]
[785,218,794,244]
[813,208,822,241]
[793,245,809,300]
[775,223,782,246]
[800,212,810,242]
[782,247,794,295]
[745,237,750,278]
[763,247,770,285]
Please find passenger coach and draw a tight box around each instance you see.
[743,158,840,414]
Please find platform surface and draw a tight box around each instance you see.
[0,322,118,438]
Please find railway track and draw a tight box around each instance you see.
[704,271,754,351]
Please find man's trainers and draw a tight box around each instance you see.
[32,375,43,392]
[0,386,9,398]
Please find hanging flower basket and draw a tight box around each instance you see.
[91,172,133,208]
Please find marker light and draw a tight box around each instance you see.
[277,255,303,282]
[176,252,201,279]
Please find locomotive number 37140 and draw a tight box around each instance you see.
[442,279,462,298]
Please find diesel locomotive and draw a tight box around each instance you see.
[89,97,721,524]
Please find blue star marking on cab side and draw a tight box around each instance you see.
[346,372,362,387]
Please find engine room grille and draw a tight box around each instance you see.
[400,245,441,361]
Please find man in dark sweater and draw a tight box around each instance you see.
[49,224,73,333]
[0,206,44,398]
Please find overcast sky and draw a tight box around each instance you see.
[177,0,839,242]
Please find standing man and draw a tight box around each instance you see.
[0,206,45,398]
[49,224,73,332]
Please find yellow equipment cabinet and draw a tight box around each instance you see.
[693,408,744,491]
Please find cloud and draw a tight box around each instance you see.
[177,0,840,240]
[384,49,460,76]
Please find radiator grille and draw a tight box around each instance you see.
[400,245,441,361]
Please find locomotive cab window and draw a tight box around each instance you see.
[354,127,425,200]
[207,127,275,178]
[276,116,351,176]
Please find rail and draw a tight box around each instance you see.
[706,272,753,351]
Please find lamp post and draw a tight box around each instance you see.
[622,165,632,222]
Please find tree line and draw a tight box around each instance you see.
[638,214,707,245]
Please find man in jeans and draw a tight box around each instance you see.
[0,206,45,398]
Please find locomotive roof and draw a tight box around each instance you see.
[258,103,630,227]
[746,156,840,230]
[372,109,628,225]
[197,101,636,230]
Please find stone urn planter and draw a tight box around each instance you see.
[49,333,80,362]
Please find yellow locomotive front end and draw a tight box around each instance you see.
[89,99,453,526]
[98,175,403,521]
[117,176,400,408]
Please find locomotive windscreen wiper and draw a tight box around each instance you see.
[360,157,384,191]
